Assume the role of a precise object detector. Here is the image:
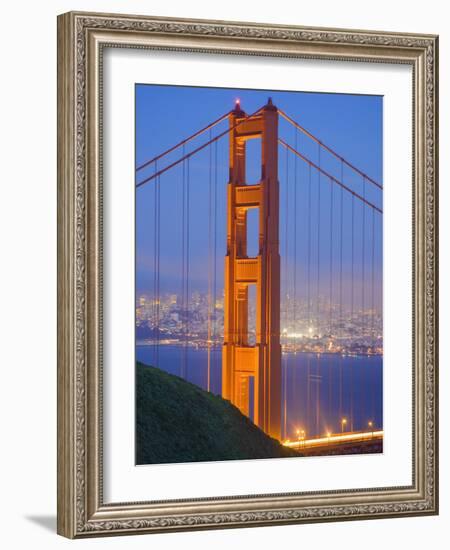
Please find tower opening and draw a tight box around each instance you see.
[246,207,259,258]
[245,138,262,184]
[248,283,257,346]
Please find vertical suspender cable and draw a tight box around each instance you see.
[283,145,289,439]
[156,170,161,367]
[371,208,376,422]
[307,163,312,437]
[329,175,334,336]
[339,162,344,430]
[207,131,212,392]
[186,156,191,381]
[316,145,321,436]
[153,160,158,366]
[361,176,366,426]
[293,129,298,424]
[328,174,333,427]
[213,140,218,388]
[350,194,355,431]
[181,148,186,378]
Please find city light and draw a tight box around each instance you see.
[136,292,383,356]
[287,332,304,338]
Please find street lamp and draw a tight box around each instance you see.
[341,418,347,433]
[368,420,374,437]
[296,428,306,446]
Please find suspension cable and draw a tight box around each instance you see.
[339,161,344,428]
[278,139,382,214]
[153,161,158,366]
[185,157,191,380]
[136,110,230,172]
[329,175,333,338]
[156,169,161,367]
[181,148,186,378]
[307,163,312,437]
[362,176,366,338]
[361,176,366,425]
[213,140,218,376]
[293,129,298,345]
[328,175,333,427]
[278,108,383,190]
[371,209,376,353]
[284,144,289,439]
[371,208,376,422]
[207,129,212,392]
[317,145,321,340]
[137,108,263,188]
[293,128,298,432]
[316,145,321,436]
[350,194,355,431]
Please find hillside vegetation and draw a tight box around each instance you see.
[136,362,300,464]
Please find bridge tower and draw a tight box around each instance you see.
[222,99,282,441]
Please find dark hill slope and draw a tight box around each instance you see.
[136,362,299,464]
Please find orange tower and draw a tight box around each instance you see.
[222,99,282,441]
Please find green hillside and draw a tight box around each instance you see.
[136,361,300,464]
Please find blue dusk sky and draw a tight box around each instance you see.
[135,84,383,310]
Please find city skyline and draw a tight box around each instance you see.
[135,290,383,355]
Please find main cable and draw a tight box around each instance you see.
[278,109,383,191]
[136,110,230,172]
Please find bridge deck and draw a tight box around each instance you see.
[284,430,383,453]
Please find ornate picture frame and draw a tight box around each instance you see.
[57,11,438,538]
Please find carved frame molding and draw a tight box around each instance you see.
[57,11,438,538]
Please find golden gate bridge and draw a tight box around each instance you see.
[136,98,383,451]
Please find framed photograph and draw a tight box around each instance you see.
[57,11,439,538]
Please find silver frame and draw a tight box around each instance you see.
[57,11,439,538]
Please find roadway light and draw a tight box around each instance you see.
[341,418,347,433]
[296,428,306,446]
